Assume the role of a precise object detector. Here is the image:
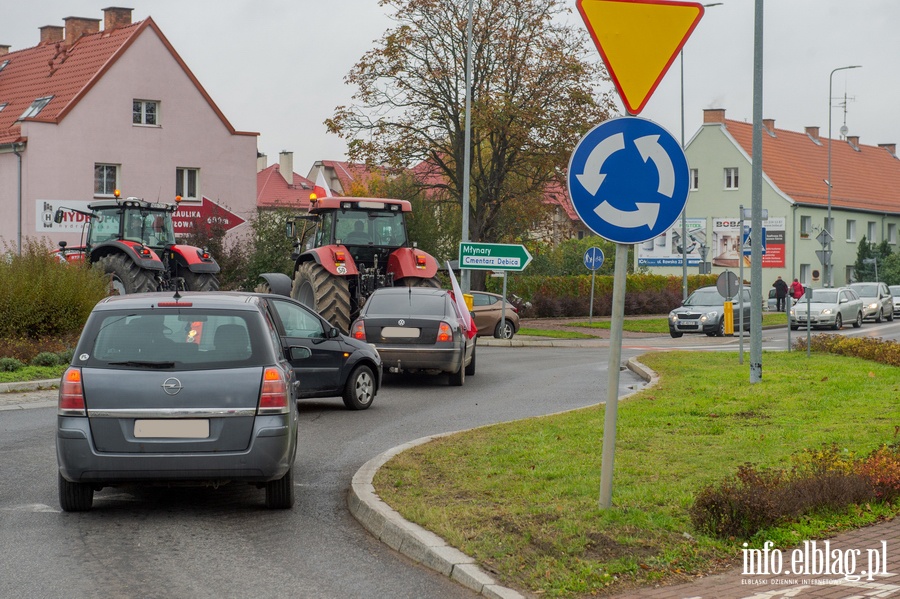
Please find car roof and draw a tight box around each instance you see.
[369,287,449,297]
[91,291,263,312]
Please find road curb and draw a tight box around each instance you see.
[0,378,58,394]
[348,433,526,599]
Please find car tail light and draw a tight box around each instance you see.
[58,367,86,416]
[436,322,453,343]
[351,320,366,341]
[258,367,289,414]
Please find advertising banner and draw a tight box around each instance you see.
[712,216,785,268]
[637,218,706,267]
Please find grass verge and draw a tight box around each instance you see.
[566,312,788,334]
[374,350,900,597]
[0,365,66,385]
[518,328,598,339]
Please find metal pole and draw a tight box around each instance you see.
[589,268,596,325]
[680,51,688,302]
[738,205,744,364]
[827,65,861,289]
[460,0,475,293]
[501,271,508,336]
[599,243,628,509]
[749,0,763,383]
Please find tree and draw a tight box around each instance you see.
[853,236,892,282]
[327,0,616,288]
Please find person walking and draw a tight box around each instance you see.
[790,278,805,302]
[772,276,788,311]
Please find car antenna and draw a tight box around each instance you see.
[173,289,182,301]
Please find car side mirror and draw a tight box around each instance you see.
[285,221,295,238]
[328,327,340,339]
[54,209,65,224]
[290,346,312,360]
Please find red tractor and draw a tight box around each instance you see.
[259,197,440,333]
[54,193,220,294]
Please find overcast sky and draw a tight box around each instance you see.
[4,1,896,176]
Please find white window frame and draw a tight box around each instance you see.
[176,167,199,201]
[800,263,810,286]
[868,221,877,243]
[133,99,159,126]
[800,215,811,238]
[19,95,53,120]
[94,163,120,197]
[689,168,699,190]
[846,220,856,242]
[888,223,897,245]
[724,167,739,189]
[846,265,856,284]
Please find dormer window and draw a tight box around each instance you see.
[0,103,7,113]
[19,95,53,120]
[0,60,9,73]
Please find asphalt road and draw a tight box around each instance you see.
[0,345,645,598]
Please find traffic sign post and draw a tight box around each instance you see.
[458,242,532,272]
[584,247,605,324]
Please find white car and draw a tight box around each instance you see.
[848,282,894,323]
[790,287,863,330]
[890,285,900,317]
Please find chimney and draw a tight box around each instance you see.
[257,153,268,173]
[805,126,819,141]
[0,45,9,57]
[847,135,859,149]
[703,108,725,124]
[102,7,133,31]
[279,151,294,185]
[762,118,775,132]
[40,25,64,45]
[879,143,896,156]
[64,16,100,45]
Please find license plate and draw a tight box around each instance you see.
[680,323,698,329]
[381,326,420,338]
[134,419,210,439]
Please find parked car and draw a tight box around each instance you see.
[848,282,894,322]
[469,291,521,339]
[264,293,381,410]
[668,286,752,338]
[350,287,475,385]
[890,285,900,316]
[57,292,299,512]
[790,287,863,330]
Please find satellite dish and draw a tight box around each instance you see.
[840,125,849,138]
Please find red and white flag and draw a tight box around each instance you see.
[315,169,333,198]
[446,261,477,338]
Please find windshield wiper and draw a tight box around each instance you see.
[108,360,176,369]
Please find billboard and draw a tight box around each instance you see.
[712,216,785,268]
[637,218,706,267]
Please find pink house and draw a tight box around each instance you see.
[0,7,258,253]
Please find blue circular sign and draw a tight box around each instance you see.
[567,116,689,244]
[583,246,604,271]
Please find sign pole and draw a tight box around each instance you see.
[589,269,597,325]
[599,243,628,509]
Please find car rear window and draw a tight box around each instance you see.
[365,292,448,316]
[77,309,272,370]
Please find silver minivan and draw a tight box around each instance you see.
[57,292,299,512]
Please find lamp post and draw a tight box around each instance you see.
[680,2,722,301]
[826,64,861,288]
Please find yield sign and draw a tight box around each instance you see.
[576,0,705,115]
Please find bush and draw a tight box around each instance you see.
[0,357,24,372]
[30,352,60,367]
[690,444,890,539]
[0,239,107,338]
[794,334,900,366]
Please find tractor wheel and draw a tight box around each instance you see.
[96,254,157,295]
[182,271,220,292]
[292,262,351,333]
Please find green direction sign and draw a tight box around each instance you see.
[458,242,533,272]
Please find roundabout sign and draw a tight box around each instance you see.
[567,116,689,244]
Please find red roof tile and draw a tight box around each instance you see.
[0,17,254,145]
[257,164,325,209]
[722,119,900,213]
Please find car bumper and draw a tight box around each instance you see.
[57,415,296,484]
[669,320,717,334]
[374,344,462,372]
[791,314,836,328]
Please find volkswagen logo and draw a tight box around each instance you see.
[161,377,183,396]
[397,319,405,326]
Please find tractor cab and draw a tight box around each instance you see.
[87,201,177,250]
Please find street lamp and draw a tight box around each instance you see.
[680,2,722,301]
[826,64,861,288]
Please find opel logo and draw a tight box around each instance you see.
[162,377,183,396]
[398,319,405,326]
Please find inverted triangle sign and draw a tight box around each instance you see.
[577,0,704,115]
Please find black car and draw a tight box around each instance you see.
[263,293,382,410]
[349,287,475,386]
